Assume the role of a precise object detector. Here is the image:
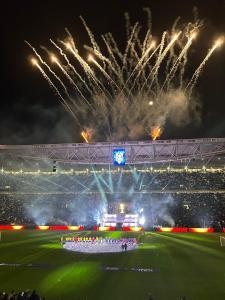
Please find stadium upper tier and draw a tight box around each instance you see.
[0,170,225,194]
[1,137,225,165]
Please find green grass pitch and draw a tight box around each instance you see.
[0,230,224,300]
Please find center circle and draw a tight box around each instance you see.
[63,239,137,253]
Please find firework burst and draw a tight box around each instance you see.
[27,8,223,142]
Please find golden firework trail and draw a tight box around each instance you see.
[26,41,70,98]
[50,54,91,108]
[145,31,182,93]
[160,30,198,93]
[32,59,81,125]
[186,37,224,95]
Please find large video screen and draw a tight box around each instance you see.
[113,149,126,166]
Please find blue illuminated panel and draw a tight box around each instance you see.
[113,149,126,166]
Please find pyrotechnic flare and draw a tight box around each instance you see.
[151,126,161,140]
[81,131,89,143]
[27,8,223,142]
[81,128,93,143]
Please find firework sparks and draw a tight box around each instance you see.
[27,8,223,142]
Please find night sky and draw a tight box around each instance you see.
[1,0,225,144]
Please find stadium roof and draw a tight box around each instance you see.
[1,138,225,165]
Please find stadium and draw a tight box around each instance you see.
[1,1,225,299]
[0,138,225,299]
[1,138,225,229]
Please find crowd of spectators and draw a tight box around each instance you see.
[0,192,224,228]
[0,170,225,228]
[0,290,43,300]
[1,170,225,193]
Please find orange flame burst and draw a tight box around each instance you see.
[150,126,161,140]
[81,128,93,143]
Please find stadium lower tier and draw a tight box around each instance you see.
[0,193,224,229]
